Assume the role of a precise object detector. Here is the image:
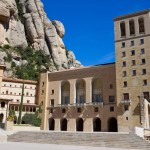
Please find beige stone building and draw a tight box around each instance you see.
[38,9,150,133]
[38,64,117,132]
[0,65,38,125]
[114,9,150,132]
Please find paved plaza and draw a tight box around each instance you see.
[0,142,143,150]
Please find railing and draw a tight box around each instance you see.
[120,99,131,105]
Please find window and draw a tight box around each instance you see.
[94,107,99,112]
[30,94,32,96]
[123,71,127,77]
[131,50,135,56]
[27,100,30,103]
[120,22,126,37]
[123,81,127,87]
[26,92,29,96]
[50,109,53,114]
[19,93,21,95]
[122,42,125,48]
[6,91,8,94]
[30,86,32,89]
[4,84,6,87]
[132,70,136,76]
[51,99,54,107]
[140,39,144,44]
[122,51,126,57]
[62,108,66,113]
[10,84,12,87]
[1,102,5,108]
[77,108,82,113]
[142,59,146,64]
[122,61,126,67]
[109,96,115,103]
[42,90,44,94]
[125,106,129,111]
[42,82,44,87]
[110,107,114,112]
[129,20,135,35]
[143,92,149,99]
[143,80,147,86]
[123,93,129,100]
[52,90,54,94]
[132,60,136,66]
[17,100,19,103]
[15,85,17,87]
[138,18,145,34]
[131,40,134,46]
[141,48,145,54]
[110,84,113,89]
[142,69,146,75]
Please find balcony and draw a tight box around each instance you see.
[120,99,131,106]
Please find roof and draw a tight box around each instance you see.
[114,9,150,21]
[2,77,38,85]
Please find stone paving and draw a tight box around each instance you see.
[0,142,143,150]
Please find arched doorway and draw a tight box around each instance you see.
[49,118,55,131]
[108,117,118,132]
[76,118,83,131]
[61,118,67,131]
[93,118,101,132]
[0,113,4,123]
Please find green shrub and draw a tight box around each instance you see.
[22,113,41,127]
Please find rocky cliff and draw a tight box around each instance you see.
[0,0,81,77]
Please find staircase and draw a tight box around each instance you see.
[7,131,150,149]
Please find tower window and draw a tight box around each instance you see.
[120,22,126,37]
[122,42,125,48]
[122,51,126,57]
[131,50,135,56]
[140,39,144,45]
[77,108,82,113]
[132,60,136,66]
[110,84,113,89]
[62,108,66,113]
[141,59,146,64]
[123,81,127,87]
[143,80,147,86]
[52,90,54,94]
[142,69,146,75]
[141,48,145,54]
[131,40,134,46]
[129,20,135,35]
[123,71,127,77]
[94,107,99,112]
[122,61,126,67]
[132,70,136,76]
[138,18,145,34]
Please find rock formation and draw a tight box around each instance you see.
[0,0,82,72]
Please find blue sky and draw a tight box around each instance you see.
[41,0,150,66]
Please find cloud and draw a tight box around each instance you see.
[99,52,115,64]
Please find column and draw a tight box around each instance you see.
[69,79,76,104]
[85,78,92,103]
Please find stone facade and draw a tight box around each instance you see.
[0,65,38,125]
[39,64,117,132]
[114,9,150,132]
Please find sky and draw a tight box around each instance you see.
[41,0,150,66]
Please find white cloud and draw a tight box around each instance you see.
[99,52,115,64]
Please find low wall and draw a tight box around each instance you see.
[13,125,40,131]
[135,127,144,138]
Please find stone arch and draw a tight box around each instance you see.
[76,118,84,131]
[76,79,86,104]
[92,78,103,103]
[138,17,145,34]
[61,81,70,105]
[120,21,126,37]
[108,117,118,132]
[93,117,101,132]
[129,19,135,35]
[60,118,67,131]
[49,118,55,131]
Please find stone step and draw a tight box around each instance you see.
[7,131,150,149]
